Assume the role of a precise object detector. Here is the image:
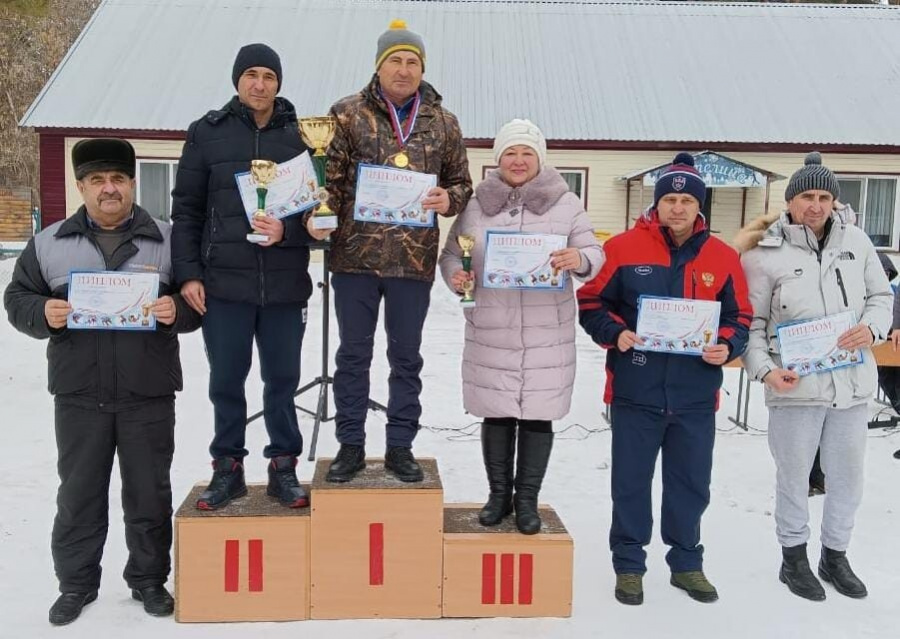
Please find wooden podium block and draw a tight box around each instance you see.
[442,504,573,618]
[174,483,310,622]
[309,458,443,619]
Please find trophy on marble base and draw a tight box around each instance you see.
[247,159,277,243]
[299,116,338,231]
[457,234,476,308]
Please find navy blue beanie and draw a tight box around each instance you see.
[654,152,707,208]
[232,43,282,92]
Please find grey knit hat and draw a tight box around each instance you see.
[785,152,840,202]
[375,19,425,70]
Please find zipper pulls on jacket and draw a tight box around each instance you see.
[255,129,260,158]
[691,269,697,299]
[835,267,849,307]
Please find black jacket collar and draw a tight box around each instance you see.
[55,205,163,242]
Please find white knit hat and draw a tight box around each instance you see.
[492,118,547,166]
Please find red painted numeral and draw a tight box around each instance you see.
[224,539,265,593]
[224,539,239,592]
[480,552,534,605]
[481,553,496,604]
[369,523,384,586]
[500,553,515,604]
[518,553,533,605]
[248,539,264,592]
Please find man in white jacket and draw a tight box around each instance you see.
[741,152,892,602]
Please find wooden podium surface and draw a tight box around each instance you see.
[310,457,443,491]
[176,483,311,519]
[443,505,568,535]
[175,483,312,622]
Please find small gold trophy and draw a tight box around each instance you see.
[140,302,152,327]
[247,159,277,243]
[457,234,476,308]
[703,328,713,345]
[299,116,339,231]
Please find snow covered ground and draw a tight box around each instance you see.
[0,257,897,639]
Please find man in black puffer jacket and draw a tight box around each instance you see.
[171,43,332,511]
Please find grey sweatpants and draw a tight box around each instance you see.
[767,404,867,551]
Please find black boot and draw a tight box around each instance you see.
[196,457,247,510]
[513,430,553,535]
[48,591,98,625]
[131,585,174,616]
[267,455,309,508]
[478,423,515,526]
[326,444,366,483]
[779,543,826,601]
[385,446,424,482]
[819,547,868,598]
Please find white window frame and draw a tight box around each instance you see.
[135,158,179,222]
[557,168,589,209]
[836,174,900,250]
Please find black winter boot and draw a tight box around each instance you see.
[196,457,247,510]
[385,446,424,482]
[478,423,515,526]
[267,455,309,508]
[513,429,554,535]
[48,591,98,625]
[819,547,868,598]
[326,444,366,483]
[779,543,826,601]
[131,585,174,616]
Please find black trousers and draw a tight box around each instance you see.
[332,273,432,448]
[52,398,175,593]
[202,296,306,459]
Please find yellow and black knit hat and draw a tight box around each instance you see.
[375,19,426,70]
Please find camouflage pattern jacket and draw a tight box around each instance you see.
[326,75,473,281]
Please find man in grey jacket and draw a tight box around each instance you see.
[741,152,892,602]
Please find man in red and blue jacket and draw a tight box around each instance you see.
[577,153,752,606]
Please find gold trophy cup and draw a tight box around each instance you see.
[247,159,277,243]
[299,116,338,231]
[140,302,152,327]
[457,234,476,308]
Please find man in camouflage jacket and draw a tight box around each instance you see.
[323,19,472,483]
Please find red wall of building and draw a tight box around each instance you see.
[38,133,66,229]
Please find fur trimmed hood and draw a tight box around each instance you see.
[475,166,570,216]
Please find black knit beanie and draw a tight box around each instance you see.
[232,43,282,92]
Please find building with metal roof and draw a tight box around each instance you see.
[19,0,900,248]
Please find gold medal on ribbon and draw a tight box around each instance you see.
[393,151,409,168]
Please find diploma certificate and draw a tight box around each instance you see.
[353,163,437,227]
[482,232,568,290]
[67,270,160,331]
[635,296,721,356]
[235,152,320,222]
[776,311,862,376]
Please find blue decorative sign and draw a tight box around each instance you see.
[644,152,766,188]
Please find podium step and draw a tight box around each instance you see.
[442,504,573,618]
[310,457,443,619]
[175,483,310,622]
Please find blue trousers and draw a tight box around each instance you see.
[332,273,431,448]
[610,403,715,574]
[202,296,306,459]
